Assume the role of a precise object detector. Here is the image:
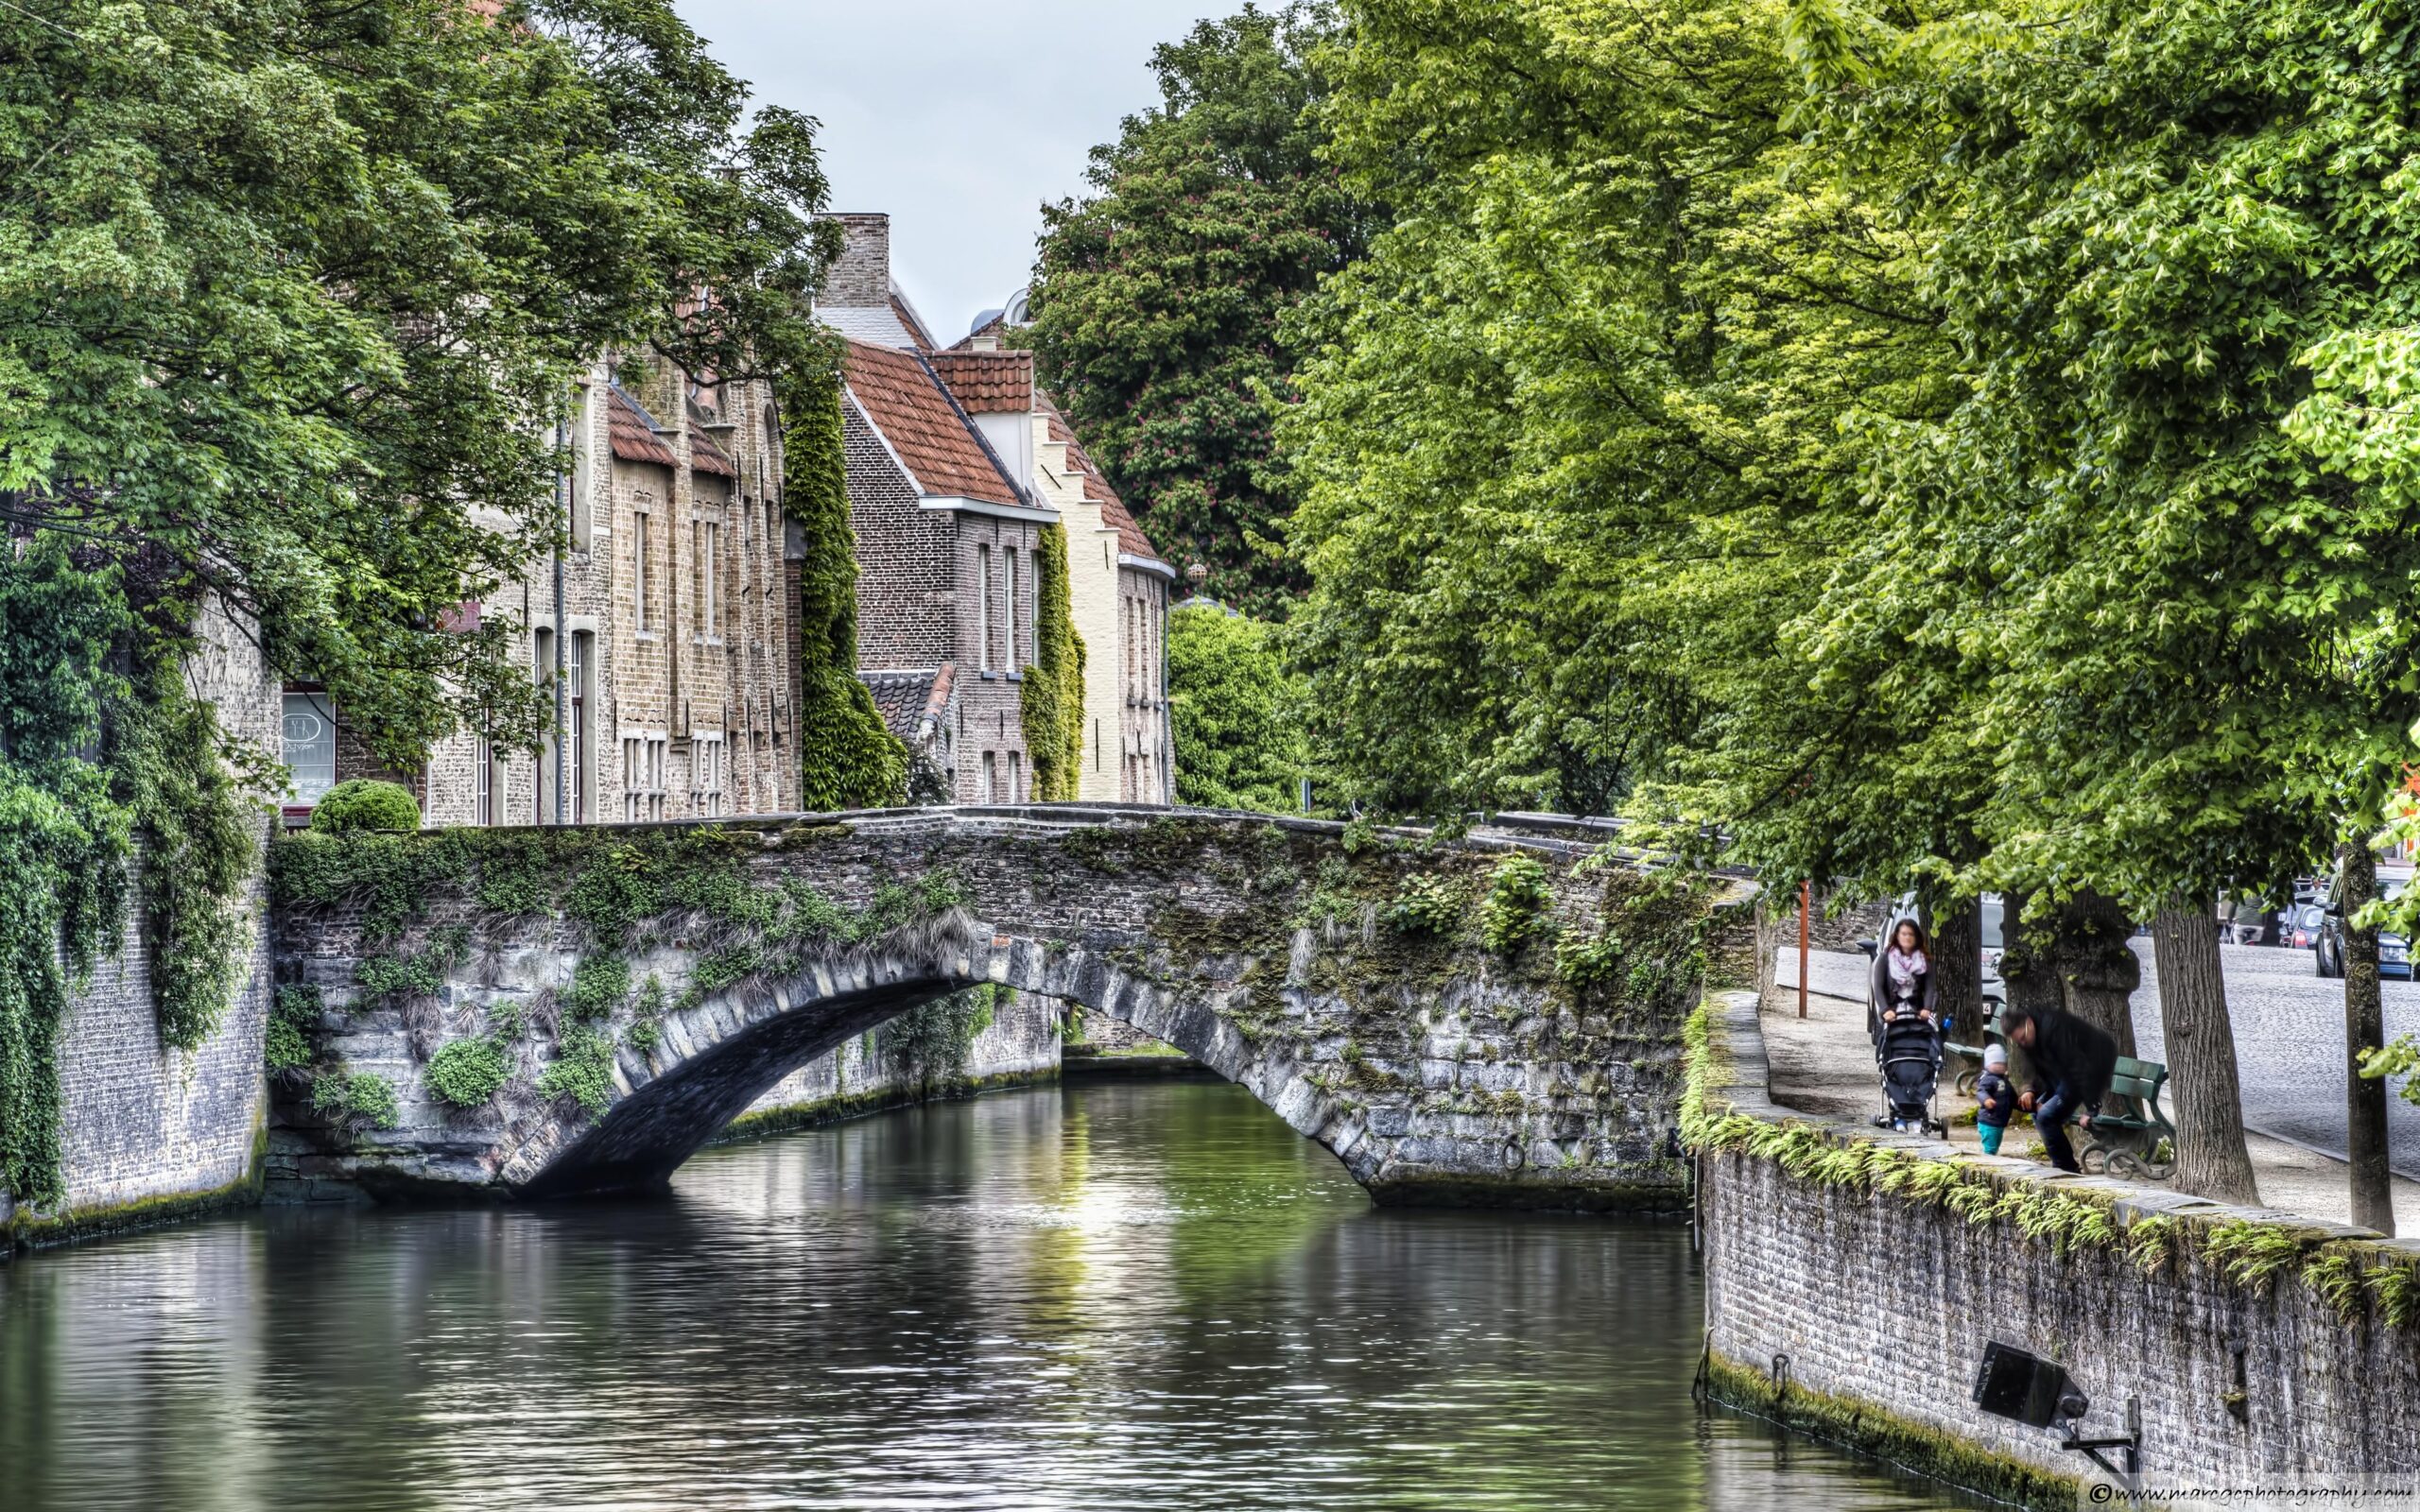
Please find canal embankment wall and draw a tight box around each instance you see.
[722,988,1062,1139]
[1692,987,2420,1506]
[2,609,281,1252]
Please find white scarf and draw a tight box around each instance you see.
[1887,947,1927,997]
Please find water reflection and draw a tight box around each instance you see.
[2,1080,1974,1510]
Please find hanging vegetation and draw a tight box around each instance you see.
[1019,522,1086,800]
[784,367,908,810]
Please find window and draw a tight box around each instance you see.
[981,750,997,802]
[976,544,993,670]
[533,627,556,822]
[622,734,668,822]
[1004,547,1020,668]
[696,519,719,639]
[475,730,495,827]
[567,385,595,546]
[696,734,725,817]
[1008,750,1023,803]
[632,509,651,631]
[282,691,337,805]
[568,631,591,824]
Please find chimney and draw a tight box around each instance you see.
[818,213,890,308]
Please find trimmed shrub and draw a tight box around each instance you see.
[309,780,421,833]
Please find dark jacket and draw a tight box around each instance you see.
[2022,1006,2118,1110]
[1869,948,1940,1020]
[1975,1069,2015,1128]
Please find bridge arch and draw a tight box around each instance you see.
[268,806,1724,1211]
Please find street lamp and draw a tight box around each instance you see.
[1973,1341,2141,1488]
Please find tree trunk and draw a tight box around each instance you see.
[1933,897,1983,1041]
[2053,890,2139,1060]
[1996,888,2051,1092]
[2342,847,2395,1235]
[2151,900,2261,1205]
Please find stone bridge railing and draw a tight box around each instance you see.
[267,804,1737,1208]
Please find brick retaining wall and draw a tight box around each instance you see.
[1695,988,2420,1504]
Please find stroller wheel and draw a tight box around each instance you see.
[1924,1119,1948,1140]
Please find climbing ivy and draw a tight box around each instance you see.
[1019,522,1086,800]
[119,658,259,1053]
[782,367,908,810]
[0,538,133,1207]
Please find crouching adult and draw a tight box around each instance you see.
[2003,1004,2118,1174]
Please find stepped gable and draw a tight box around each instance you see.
[1039,391,1166,566]
[840,341,1022,507]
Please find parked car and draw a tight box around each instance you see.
[2288,902,2325,951]
[2316,864,2415,980]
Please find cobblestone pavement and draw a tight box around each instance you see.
[1780,939,2420,1177]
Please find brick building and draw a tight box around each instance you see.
[822,213,1175,804]
[282,351,799,828]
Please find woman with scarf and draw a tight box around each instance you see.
[1870,918,1938,1031]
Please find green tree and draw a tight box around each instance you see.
[1167,604,1312,812]
[1027,2,1361,613]
[0,0,844,1203]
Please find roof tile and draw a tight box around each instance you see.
[924,351,1033,414]
[608,386,676,470]
[843,342,1024,507]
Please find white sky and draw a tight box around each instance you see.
[677,1,1232,344]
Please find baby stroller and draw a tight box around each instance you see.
[1872,1009,1948,1137]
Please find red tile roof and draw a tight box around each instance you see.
[608,386,676,469]
[924,351,1033,414]
[842,341,1023,506]
[1040,393,1167,567]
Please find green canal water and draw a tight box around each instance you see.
[1,1078,1977,1510]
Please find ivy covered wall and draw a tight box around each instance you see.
[782,367,909,811]
[1019,522,1085,801]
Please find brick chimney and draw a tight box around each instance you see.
[819,213,890,308]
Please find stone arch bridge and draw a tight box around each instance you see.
[268,806,1735,1210]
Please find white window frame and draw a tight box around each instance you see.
[632,508,651,633]
[1004,546,1020,669]
[975,543,993,670]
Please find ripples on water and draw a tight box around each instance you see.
[1,1079,1974,1510]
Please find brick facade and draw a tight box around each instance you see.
[821,208,1175,807]
[367,352,797,831]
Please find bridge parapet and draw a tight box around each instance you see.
[267,806,1737,1207]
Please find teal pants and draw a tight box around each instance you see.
[1979,1122,2005,1156]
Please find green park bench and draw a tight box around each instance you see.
[2080,1057,2174,1182]
[1945,1014,2174,1181]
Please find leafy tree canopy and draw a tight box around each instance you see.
[1168,603,1314,813]
[1,0,838,764]
[1026,2,1364,614]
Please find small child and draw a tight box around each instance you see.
[1976,1043,2015,1156]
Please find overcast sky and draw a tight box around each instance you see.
[677,1,1231,344]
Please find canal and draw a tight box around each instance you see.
[2,1078,1975,1510]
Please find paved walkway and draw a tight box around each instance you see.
[1758,974,2420,1231]
[1777,940,2420,1177]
